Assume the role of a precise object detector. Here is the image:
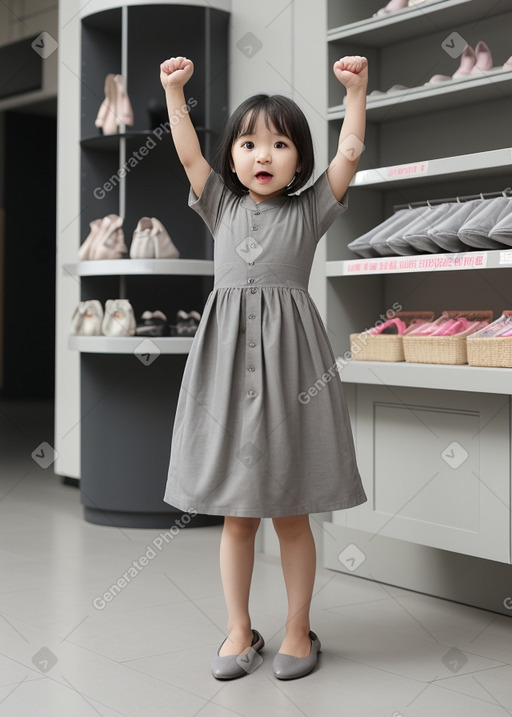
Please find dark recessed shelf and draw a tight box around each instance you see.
[80,127,213,150]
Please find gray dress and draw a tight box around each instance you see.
[163,168,367,518]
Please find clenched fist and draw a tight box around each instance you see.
[333,55,368,91]
[160,56,194,90]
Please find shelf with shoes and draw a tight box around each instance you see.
[68,336,195,354]
[324,0,512,570]
[327,249,512,276]
[80,127,215,151]
[63,258,214,277]
[327,0,512,47]
[56,2,229,529]
[328,1,512,122]
[329,71,512,122]
[338,360,512,393]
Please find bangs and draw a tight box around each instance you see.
[236,106,293,141]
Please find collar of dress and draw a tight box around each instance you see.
[240,193,289,212]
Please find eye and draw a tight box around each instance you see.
[241,141,254,149]
[275,141,287,148]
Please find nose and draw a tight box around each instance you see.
[256,146,271,163]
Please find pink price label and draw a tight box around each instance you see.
[386,162,429,179]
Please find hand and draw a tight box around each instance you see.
[160,56,194,90]
[333,55,368,91]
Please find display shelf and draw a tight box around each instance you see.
[80,127,212,150]
[350,148,512,188]
[68,335,194,354]
[329,72,512,122]
[327,249,512,277]
[327,0,512,47]
[64,258,214,277]
[339,360,512,394]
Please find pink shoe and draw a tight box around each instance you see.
[468,41,493,76]
[427,44,476,84]
[501,55,512,72]
[373,0,409,17]
[113,74,134,128]
[452,44,477,78]
[370,317,407,334]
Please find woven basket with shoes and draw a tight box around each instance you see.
[350,311,434,362]
[403,311,493,365]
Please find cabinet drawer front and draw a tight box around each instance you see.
[336,385,510,563]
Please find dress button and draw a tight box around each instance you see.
[248,389,256,397]
[249,341,256,347]
[250,243,257,248]
[252,226,259,231]
[255,210,260,215]
[248,365,255,372]
[250,287,257,293]
[248,261,254,265]
[248,278,255,284]
[249,313,256,319]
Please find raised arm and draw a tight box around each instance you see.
[327,55,368,202]
[160,56,211,198]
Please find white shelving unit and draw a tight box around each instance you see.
[323,0,512,601]
[68,336,194,354]
[63,258,214,277]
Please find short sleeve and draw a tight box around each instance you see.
[188,169,227,238]
[299,170,349,242]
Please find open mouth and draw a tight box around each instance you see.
[255,171,273,184]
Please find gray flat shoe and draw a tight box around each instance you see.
[272,631,321,680]
[211,629,265,680]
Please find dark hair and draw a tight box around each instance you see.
[212,94,315,196]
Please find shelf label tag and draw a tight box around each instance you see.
[385,161,429,179]
[499,250,512,265]
[343,251,488,275]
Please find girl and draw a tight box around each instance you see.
[160,54,368,680]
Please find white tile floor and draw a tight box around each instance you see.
[1,398,512,716]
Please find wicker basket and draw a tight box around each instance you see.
[350,311,434,362]
[350,333,405,362]
[467,337,512,368]
[402,311,494,365]
[403,331,474,365]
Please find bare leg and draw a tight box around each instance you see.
[218,516,261,656]
[272,514,316,657]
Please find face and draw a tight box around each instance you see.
[231,113,300,202]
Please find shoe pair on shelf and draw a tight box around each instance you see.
[79,216,179,261]
[170,310,201,337]
[135,309,202,337]
[95,74,134,135]
[426,41,512,85]
[373,0,438,19]
[71,299,136,337]
[211,629,321,680]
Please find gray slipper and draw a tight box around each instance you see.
[272,630,321,680]
[211,629,264,680]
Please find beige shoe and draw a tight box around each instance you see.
[95,74,118,135]
[79,218,102,261]
[113,74,134,128]
[90,214,128,260]
[102,299,136,336]
[130,217,179,259]
[70,300,104,336]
